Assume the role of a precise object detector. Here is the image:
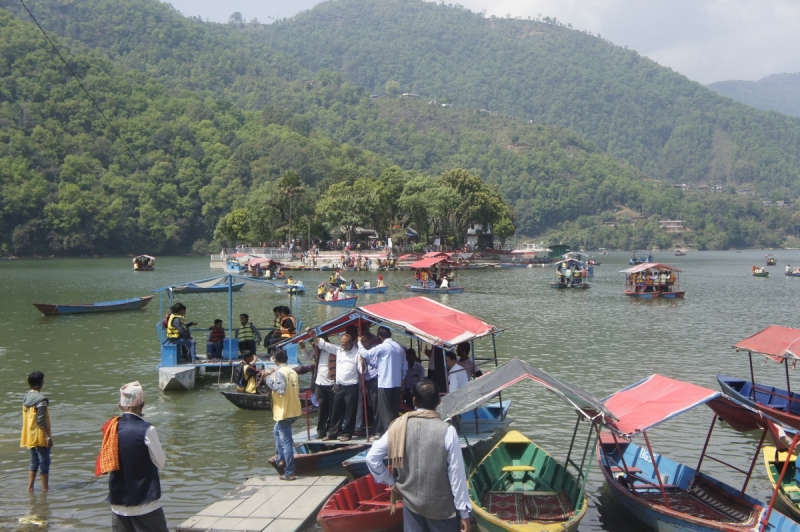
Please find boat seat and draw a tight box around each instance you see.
[769,392,790,411]
[610,466,642,474]
[790,392,800,415]
[755,385,775,406]
[502,466,535,472]
[360,501,394,507]
[738,381,753,399]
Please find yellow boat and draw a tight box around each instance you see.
[763,445,800,521]
[468,430,588,532]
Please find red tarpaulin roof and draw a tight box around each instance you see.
[229,252,250,258]
[248,258,280,267]
[620,263,683,274]
[604,374,719,437]
[423,252,448,258]
[408,256,452,269]
[734,325,800,362]
[280,296,501,349]
[397,254,417,260]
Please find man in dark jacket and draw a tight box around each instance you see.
[109,381,168,532]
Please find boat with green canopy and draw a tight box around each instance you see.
[438,358,615,532]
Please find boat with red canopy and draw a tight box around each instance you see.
[405,256,463,293]
[620,263,684,298]
[599,374,800,532]
[718,325,800,431]
[276,296,510,445]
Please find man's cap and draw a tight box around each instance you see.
[120,381,144,407]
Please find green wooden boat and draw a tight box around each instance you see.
[753,270,769,277]
[469,430,587,532]
[764,445,800,522]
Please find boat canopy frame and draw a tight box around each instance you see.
[733,325,800,409]
[440,358,615,506]
[601,374,785,519]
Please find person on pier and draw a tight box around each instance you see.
[262,349,302,481]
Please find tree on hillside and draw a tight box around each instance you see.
[214,208,249,245]
[315,181,374,242]
[385,80,401,98]
[277,170,305,241]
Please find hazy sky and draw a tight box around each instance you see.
[164,0,800,84]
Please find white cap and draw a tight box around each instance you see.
[119,381,144,407]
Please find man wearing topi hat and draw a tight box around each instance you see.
[103,381,168,531]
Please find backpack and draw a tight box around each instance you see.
[232,362,247,388]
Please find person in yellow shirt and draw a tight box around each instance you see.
[20,371,52,492]
[262,349,302,480]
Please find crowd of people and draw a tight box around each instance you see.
[413,268,455,288]
[625,269,678,293]
[554,261,588,286]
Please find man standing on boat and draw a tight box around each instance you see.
[445,352,468,393]
[308,329,361,441]
[366,380,471,532]
[261,349,302,481]
[360,326,408,436]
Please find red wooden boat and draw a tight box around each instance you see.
[317,474,403,532]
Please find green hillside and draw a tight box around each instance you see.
[708,74,800,118]
[251,0,800,194]
[1,0,798,253]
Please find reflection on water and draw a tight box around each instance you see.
[1,251,799,529]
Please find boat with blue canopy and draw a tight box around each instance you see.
[599,374,800,532]
[169,277,245,293]
[629,250,654,265]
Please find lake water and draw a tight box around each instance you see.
[1,251,799,530]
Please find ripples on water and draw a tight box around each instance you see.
[0,251,798,530]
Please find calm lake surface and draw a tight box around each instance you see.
[1,251,799,530]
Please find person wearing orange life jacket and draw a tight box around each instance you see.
[278,306,297,340]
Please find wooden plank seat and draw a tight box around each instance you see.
[502,466,536,472]
[610,466,642,474]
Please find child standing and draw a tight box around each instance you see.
[20,371,52,491]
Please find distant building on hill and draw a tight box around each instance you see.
[659,220,686,234]
[672,184,688,191]
[401,93,420,99]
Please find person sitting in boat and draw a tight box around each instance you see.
[286,276,295,285]
[236,313,262,356]
[363,279,370,289]
[439,276,449,288]
[349,279,358,290]
[278,306,297,341]
[277,270,285,278]
[787,264,792,274]
[166,303,198,363]
[376,274,385,287]
[332,288,341,300]
[325,288,335,301]
[205,319,225,359]
[564,266,572,284]
[414,271,421,284]
[317,283,327,300]
[444,351,468,392]
[234,351,260,394]
[329,273,337,285]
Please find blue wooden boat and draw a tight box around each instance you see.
[317,295,358,307]
[405,283,464,294]
[34,296,153,315]
[600,374,800,532]
[271,442,367,476]
[342,286,388,294]
[170,281,245,293]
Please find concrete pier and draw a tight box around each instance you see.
[177,475,347,532]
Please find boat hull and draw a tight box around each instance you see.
[171,282,245,293]
[318,297,358,307]
[763,446,800,523]
[624,291,685,299]
[221,390,318,412]
[342,286,388,294]
[753,272,769,277]
[717,374,800,431]
[550,282,590,289]
[33,295,153,315]
[271,443,368,476]
[470,431,587,532]
[317,475,403,532]
[786,272,800,277]
[404,285,464,294]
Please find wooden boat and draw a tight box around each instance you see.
[342,286,388,294]
[437,359,613,532]
[675,250,687,256]
[753,269,769,277]
[621,262,684,298]
[767,254,779,266]
[600,374,800,532]
[133,254,155,271]
[285,281,306,293]
[220,389,318,412]
[763,446,800,522]
[318,296,358,307]
[170,280,245,293]
[317,474,403,532]
[550,258,590,289]
[785,266,800,277]
[719,325,800,432]
[629,251,653,265]
[405,284,464,293]
[406,255,463,293]
[33,295,153,315]
[271,442,367,476]
[470,431,588,532]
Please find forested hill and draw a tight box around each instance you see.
[253,0,800,194]
[708,74,800,118]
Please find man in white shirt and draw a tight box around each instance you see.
[299,339,334,439]
[309,329,361,441]
[445,351,468,393]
